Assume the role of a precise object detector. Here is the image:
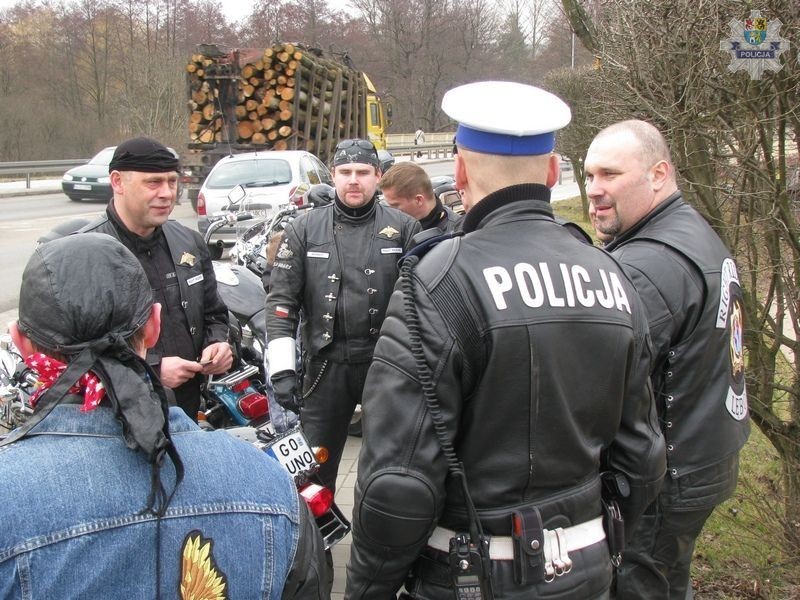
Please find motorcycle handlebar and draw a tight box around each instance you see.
[15,363,39,388]
[203,212,254,245]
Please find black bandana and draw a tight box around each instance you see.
[109,137,179,173]
[8,234,183,517]
[332,139,380,169]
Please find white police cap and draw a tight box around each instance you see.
[442,81,571,155]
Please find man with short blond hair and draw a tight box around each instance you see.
[380,162,462,233]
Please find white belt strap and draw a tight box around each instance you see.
[427,516,605,564]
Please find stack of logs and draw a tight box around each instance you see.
[186,43,364,155]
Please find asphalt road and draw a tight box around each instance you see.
[0,192,198,327]
[0,158,579,329]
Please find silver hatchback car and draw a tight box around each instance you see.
[196,151,333,256]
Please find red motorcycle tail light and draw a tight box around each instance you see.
[300,483,334,517]
[238,392,269,419]
[232,380,250,393]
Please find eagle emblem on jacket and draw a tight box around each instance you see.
[379,226,399,239]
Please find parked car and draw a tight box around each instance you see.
[196,150,333,257]
[62,145,181,202]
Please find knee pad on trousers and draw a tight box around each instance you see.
[358,471,436,547]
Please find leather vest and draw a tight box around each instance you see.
[81,216,216,360]
[267,201,420,360]
[609,196,750,477]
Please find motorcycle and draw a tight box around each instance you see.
[429,175,464,215]
[207,186,350,550]
[226,422,351,550]
[0,334,38,433]
[200,185,313,430]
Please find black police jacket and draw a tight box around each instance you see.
[345,184,666,599]
[266,197,420,361]
[81,212,229,368]
[606,193,750,480]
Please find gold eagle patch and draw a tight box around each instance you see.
[180,531,228,600]
[379,226,399,239]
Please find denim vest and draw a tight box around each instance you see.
[0,406,301,599]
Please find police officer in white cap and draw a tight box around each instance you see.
[344,81,665,600]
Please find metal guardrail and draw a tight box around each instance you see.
[385,142,455,161]
[0,146,457,189]
[0,159,87,188]
[0,146,572,189]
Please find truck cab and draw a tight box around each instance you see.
[363,74,390,150]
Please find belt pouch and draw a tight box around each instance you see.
[601,500,625,565]
[511,507,545,585]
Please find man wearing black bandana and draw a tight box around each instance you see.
[0,234,326,599]
[80,137,232,420]
[266,139,420,496]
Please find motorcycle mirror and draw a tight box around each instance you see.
[226,184,247,208]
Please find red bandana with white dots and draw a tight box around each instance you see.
[24,353,106,411]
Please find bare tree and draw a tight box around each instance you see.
[348,0,502,131]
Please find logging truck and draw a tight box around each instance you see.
[182,43,392,206]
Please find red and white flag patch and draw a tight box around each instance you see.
[275,306,290,318]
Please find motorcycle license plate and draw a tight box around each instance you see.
[73,184,92,190]
[266,429,318,477]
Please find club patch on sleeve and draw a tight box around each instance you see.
[275,306,291,318]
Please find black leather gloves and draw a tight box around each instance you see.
[271,370,301,413]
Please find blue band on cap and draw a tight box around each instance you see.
[455,124,555,155]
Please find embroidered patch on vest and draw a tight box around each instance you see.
[277,240,294,259]
[725,296,748,421]
[180,530,229,599]
[379,226,399,239]
[180,252,196,267]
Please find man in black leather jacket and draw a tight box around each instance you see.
[80,137,232,420]
[266,139,420,492]
[380,162,463,234]
[585,120,750,599]
[344,82,665,599]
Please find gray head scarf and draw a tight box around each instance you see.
[6,233,183,516]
